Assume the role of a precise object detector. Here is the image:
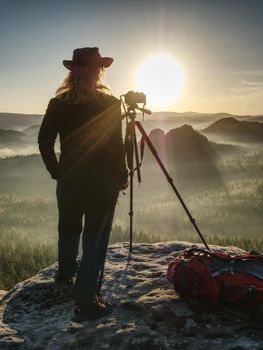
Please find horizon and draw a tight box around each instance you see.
[1,0,263,115]
[0,110,262,117]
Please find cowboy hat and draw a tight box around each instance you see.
[63,47,113,70]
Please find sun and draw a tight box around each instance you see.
[136,53,184,109]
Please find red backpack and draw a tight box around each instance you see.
[167,247,263,306]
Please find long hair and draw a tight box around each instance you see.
[56,66,111,104]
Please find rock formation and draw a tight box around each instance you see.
[0,241,262,349]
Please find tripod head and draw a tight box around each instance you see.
[120,91,152,121]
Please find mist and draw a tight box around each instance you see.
[0,112,262,288]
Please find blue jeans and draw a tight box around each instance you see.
[56,178,118,305]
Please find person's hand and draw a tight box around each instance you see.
[119,169,129,191]
[120,182,129,191]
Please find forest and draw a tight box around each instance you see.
[0,112,262,289]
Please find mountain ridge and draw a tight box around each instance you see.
[202,117,263,142]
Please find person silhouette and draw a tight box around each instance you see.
[38,47,128,321]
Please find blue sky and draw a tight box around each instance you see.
[0,0,263,114]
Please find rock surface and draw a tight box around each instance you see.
[0,241,263,350]
[0,291,7,300]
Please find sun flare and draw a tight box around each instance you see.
[136,53,184,109]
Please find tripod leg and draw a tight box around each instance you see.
[124,120,135,253]
[135,121,210,251]
[129,119,136,253]
[129,169,134,253]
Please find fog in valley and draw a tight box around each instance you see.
[0,111,262,289]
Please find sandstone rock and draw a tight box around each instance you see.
[0,290,7,300]
[0,241,262,349]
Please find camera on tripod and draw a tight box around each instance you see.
[120,89,208,253]
[124,91,146,108]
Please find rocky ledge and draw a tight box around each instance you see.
[0,241,263,350]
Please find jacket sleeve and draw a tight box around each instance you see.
[38,99,59,180]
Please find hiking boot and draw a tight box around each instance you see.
[97,291,103,303]
[73,299,113,322]
[54,272,74,287]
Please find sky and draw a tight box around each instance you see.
[0,0,263,115]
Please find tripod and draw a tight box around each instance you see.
[123,104,210,253]
[97,98,210,299]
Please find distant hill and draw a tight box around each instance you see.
[0,154,56,198]
[166,125,216,160]
[245,115,263,123]
[141,111,262,133]
[23,125,40,135]
[0,110,262,135]
[0,125,227,198]
[202,117,263,143]
[153,111,262,122]
[142,125,225,188]
[0,126,40,157]
[0,110,262,157]
[0,113,43,131]
[145,125,218,162]
[22,125,41,143]
[0,119,56,158]
[0,129,26,145]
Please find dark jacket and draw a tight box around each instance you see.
[38,93,127,186]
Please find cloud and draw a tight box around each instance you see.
[240,79,263,87]
[232,69,263,77]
